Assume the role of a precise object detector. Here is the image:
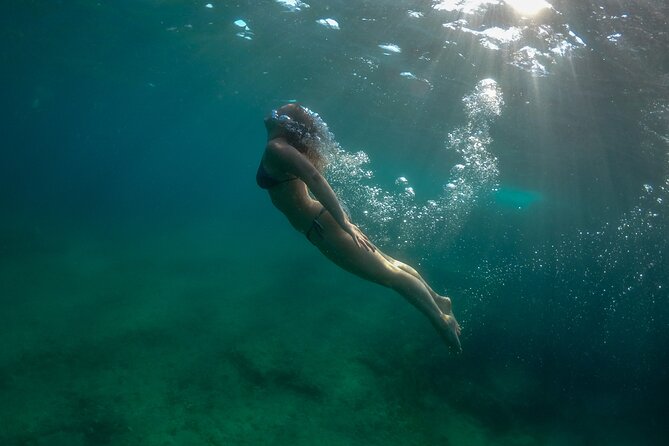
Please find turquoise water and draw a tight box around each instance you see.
[1,1,667,444]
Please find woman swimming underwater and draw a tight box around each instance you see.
[257,104,462,352]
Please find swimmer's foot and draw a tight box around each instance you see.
[434,294,452,314]
[434,296,462,353]
[437,313,462,353]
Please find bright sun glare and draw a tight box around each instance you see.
[505,0,551,16]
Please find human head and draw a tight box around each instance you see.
[264,103,331,171]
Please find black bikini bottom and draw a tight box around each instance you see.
[305,207,327,242]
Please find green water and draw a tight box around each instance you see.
[0,221,579,445]
[1,1,668,445]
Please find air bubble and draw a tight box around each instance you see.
[326,79,503,252]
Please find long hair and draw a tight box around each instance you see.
[271,104,332,173]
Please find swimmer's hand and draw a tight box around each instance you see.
[345,223,376,252]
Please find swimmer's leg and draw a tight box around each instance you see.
[309,216,462,352]
[379,253,461,335]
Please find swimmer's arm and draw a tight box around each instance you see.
[300,169,376,252]
[269,142,374,250]
[269,141,348,227]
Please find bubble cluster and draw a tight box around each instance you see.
[325,79,503,252]
[469,97,668,334]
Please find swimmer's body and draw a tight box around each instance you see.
[257,104,461,352]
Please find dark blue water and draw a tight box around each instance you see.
[1,1,667,445]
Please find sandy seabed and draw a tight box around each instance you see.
[0,220,640,446]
